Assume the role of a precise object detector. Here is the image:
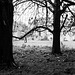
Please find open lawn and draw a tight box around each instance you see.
[13,40,75,49]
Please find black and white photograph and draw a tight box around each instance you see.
[0,0,75,75]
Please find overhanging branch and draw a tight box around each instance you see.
[13,26,53,39]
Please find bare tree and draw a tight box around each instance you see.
[13,0,75,55]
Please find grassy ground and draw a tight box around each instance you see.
[0,46,75,75]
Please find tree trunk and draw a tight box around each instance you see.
[52,27,62,54]
[52,0,62,55]
[0,1,17,68]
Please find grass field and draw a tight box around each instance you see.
[0,41,75,75]
[0,46,75,75]
[13,40,75,49]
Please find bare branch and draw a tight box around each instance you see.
[60,14,68,31]
[32,1,54,13]
[13,0,31,6]
[34,0,45,5]
[68,7,75,17]
[60,4,71,14]
[32,1,45,6]
[63,0,75,5]
[13,26,53,39]
[13,0,54,13]
[47,0,55,7]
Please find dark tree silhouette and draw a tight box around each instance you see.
[52,0,75,55]
[52,0,61,54]
[0,0,17,69]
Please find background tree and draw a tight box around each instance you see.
[13,0,75,55]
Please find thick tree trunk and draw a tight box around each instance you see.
[52,0,62,55]
[0,1,6,64]
[0,12,4,64]
[52,27,62,54]
[0,1,17,68]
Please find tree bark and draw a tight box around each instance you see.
[0,1,17,68]
[52,0,62,55]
